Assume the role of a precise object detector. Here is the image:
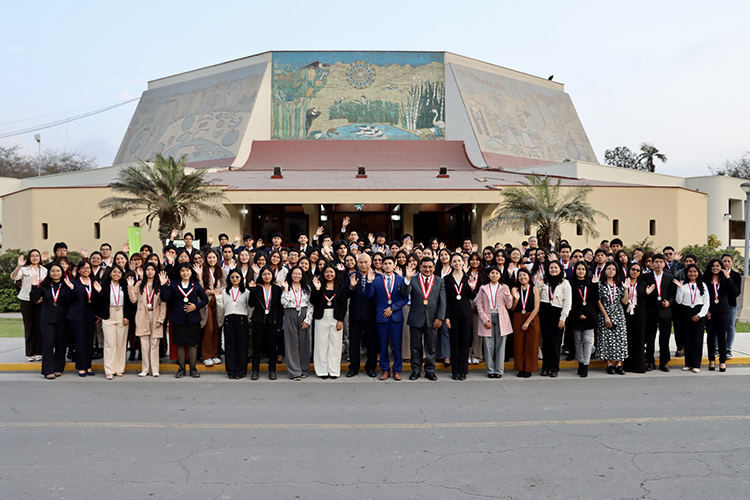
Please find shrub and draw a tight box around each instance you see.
[680,234,742,272]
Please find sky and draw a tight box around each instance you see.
[1,0,748,177]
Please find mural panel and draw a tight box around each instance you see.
[450,63,595,164]
[115,61,266,165]
[272,51,445,140]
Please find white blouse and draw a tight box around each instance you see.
[281,286,314,325]
[675,282,710,318]
[12,265,47,301]
[221,288,251,317]
[539,279,572,322]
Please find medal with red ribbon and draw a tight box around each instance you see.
[454,280,464,301]
[578,285,587,306]
[111,283,121,308]
[609,283,616,305]
[230,286,241,303]
[81,278,92,303]
[51,283,61,306]
[209,269,216,288]
[146,283,155,310]
[178,284,194,304]
[655,275,662,301]
[690,283,698,305]
[520,285,530,314]
[549,284,556,301]
[629,283,637,303]
[383,275,394,305]
[489,283,499,312]
[419,273,434,306]
[324,292,336,307]
[713,280,720,304]
[292,284,302,311]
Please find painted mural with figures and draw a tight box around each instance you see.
[271,51,445,140]
[115,61,266,165]
[450,63,595,165]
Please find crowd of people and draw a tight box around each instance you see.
[10,219,741,381]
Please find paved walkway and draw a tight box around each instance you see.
[1,332,748,374]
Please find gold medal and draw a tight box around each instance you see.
[423,299,429,306]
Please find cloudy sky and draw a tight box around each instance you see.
[1,0,747,176]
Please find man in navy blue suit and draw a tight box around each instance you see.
[364,255,408,380]
[347,253,378,378]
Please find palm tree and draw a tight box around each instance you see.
[483,175,607,249]
[99,154,225,243]
[638,143,667,172]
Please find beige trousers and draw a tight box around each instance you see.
[139,336,160,374]
[314,309,342,377]
[102,307,128,375]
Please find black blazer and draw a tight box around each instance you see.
[727,269,742,307]
[30,282,71,324]
[65,278,100,322]
[642,271,677,319]
[706,277,737,314]
[93,281,136,322]
[160,280,209,325]
[567,278,600,330]
[347,270,375,323]
[249,284,283,325]
[443,273,477,319]
[310,286,347,321]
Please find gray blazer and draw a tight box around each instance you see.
[401,274,446,328]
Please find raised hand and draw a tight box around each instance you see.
[282,281,289,292]
[342,216,350,228]
[16,255,26,267]
[672,279,682,287]
[367,269,375,282]
[256,238,264,248]
[207,234,214,245]
[122,243,130,253]
[512,288,520,299]
[80,248,89,259]
[472,244,478,253]
[349,273,358,288]
[336,263,345,271]
[136,267,143,280]
[367,233,375,244]
[158,271,169,286]
[41,250,49,262]
[405,262,416,279]
[503,286,511,297]
[251,264,260,276]
[674,251,682,262]
[170,228,179,240]
[126,276,135,287]
[92,281,102,293]
[624,277,631,288]
[646,284,655,295]
[393,267,402,276]
[166,253,175,265]
[438,242,446,250]
[193,264,202,276]
[64,277,74,290]
[312,276,321,290]
[234,234,242,243]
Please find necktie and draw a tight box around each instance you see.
[386,276,391,290]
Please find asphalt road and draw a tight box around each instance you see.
[2,369,749,500]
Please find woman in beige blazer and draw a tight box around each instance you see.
[127,262,167,377]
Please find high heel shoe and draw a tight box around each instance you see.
[719,364,726,372]
[708,363,715,371]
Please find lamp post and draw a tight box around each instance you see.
[742,182,750,277]
[34,134,41,176]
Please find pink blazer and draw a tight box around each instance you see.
[476,283,513,337]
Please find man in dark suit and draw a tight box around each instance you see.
[295,232,312,256]
[721,253,742,359]
[642,253,677,372]
[364,255,409,380]
[402,257,446,381]
[346,253,378,377]
[662,246,684,275]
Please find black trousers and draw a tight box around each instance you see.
[706,311,729,364]
[20,300,42,357]
[539,303,563,373]
[411,324,438,375]
[645,312,671,366]
[224,315,249,377]
[70,318,94,371]
[672,312,685,352]
[41,320,67,375]
[624,309,646,373]
[448,316,472,376]
[252,322,276,373]
[681,305,705,368]
[348,319,378,373]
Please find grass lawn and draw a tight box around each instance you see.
[0,318,24,337]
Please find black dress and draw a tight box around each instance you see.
[623,280,647,373]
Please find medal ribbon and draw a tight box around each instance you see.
[609,284,616,305]
[292,285,302,308]
[111,284,121,307]
[178,285,194,301]
[520,285,530,311]
[629,283,636,303]
[323,292,336,304]
[263,287,272,311]
[690,283,697,305]
[231,287,241,303]
[489,283,499,309]
[549,284,555,301]
[81,278,92,300]
[655,274,662,298]
[578,286,587,303]
[454,281,463,298]
[51,283,61,304]
[209,269,215,288]
[146,284,154,307]
[713,281,720,301]
[418,273,435,301]
[383,275,394,302]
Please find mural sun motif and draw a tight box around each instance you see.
[346,61,376,89]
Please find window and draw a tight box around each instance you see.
[94,222,101,239]
[523,222,531,236]
[649,219,656,236]
[42,223,48,240]
[576,223,583,236]
[612,219,620,236]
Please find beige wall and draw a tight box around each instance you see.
[480,186,707,251]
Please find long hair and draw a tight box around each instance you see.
[22,248,42,267]
[572,261,591,282]
[702,259,727,286]
[102,264,126,289]
[320,264,343,291]
[600,261,622,284]
[202,249,224,289]
[683,263,705,296]
[224,269,246,294]
[138,262,162,294]
[531,248,548,277]
[40,263,64,288]
[175,262,198,283]
[544,260,565,288]
[285,265,311,294]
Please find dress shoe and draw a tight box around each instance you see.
[646,362,655,372]
[86,370,95,376]
[565,352,576,361]
[659,365,670,373]
[550,371,558,378]
[346,371,358,378]
[189,368,200,378]
[379,371,390,380]
[320,375,330,379]
[426,372,437,381]
[452,374,459,380]
[459,374,466,381]
[487,373,494,379]
[522,371,531,378]
[708,364,715,371]
[495,373,502,379]
[45,373,56,380]
[175,368,185,379]
[615,366,625,375]
[675,350,685,357]
[443,359,451,367]
[577,363,583,376]
[269,372,277,380]
[251,371,259,380]
[516,371,525,377]
[606,365,615,375]
[393,372,402,381]
[409,372,420,381]
[580,365,588,378]
[366,370,377,378]
[330,375,338,379]
[540,370,549,376]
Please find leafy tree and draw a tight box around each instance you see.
[98,154,225,244]
[0,145,96,178]
[709,151,750,179]
[680,234,742,272]
[637,142,667,173]
[603,146,646,171]
[483,175,608,250]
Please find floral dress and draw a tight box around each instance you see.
[594,282,628,361]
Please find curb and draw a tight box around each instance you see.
[2,357,749,374]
